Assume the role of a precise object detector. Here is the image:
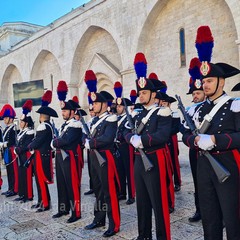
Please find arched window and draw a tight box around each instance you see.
[179,28,186,67]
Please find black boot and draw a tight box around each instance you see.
[188,211,201,222]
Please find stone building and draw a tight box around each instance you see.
[0,0,239,125]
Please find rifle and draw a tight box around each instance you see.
[23,153,35,168]
[122,98,153,172]
[51,119,59,138]
[77,109,106,167]
[175,95,230,183]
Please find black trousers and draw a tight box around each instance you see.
[55,152,81,218]
[18,164,33,199]
[87,150,93,190]
[198,150,240,240]
[134,149,170,240]
[168,135,181,187]
[119,143,135,199]
[90,149,120,232]
[189,148,200,212]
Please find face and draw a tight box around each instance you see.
[74,114,80,121]
[202,77,224,97]
[161,101,170,107]
[116,105,125,115]
[20,120,27,129]
[192,90,205,103]
[93,102,107,114]
[62,109,71,120]
[3,117,10,125]
[89,110,95,117]
[138,90,156,106]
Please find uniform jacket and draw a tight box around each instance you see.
[15,128,35,166]
[125,104,172,153]
[182,93,240,152]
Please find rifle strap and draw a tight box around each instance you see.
[118,114,127,127]
[3,124,14,141]
[90,114,109,135]
[198,95,231,133]
[136,107,159,135]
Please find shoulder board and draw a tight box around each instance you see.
[26,129,35,135]
[157,107,171,117]
[131,110,140,118]
[37,123,46,131]
[230,98,240,113]
[106,114,117,122]
[68,120,81,128]
[172,111,180,118]
[187,101,204,117]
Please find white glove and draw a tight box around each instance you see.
[3,141,8,148]
[0,142,3,148]
[85,139,90,150]
[197,134,215,151]
[130,135,143,149]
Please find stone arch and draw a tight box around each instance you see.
[72,25,122,107]
[0,64,22,105]
[137,0,239,101]
[30,50,62,91]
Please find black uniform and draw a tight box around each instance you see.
[88,112,120,233]
[2,124,18,194]
[183,94,240,240]
[125,104,172,240]
[116,113,135,201]
[15,128,34,201]
[52,118,82,219]
[28,121,54,209]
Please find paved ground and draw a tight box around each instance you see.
[0,143,226,240]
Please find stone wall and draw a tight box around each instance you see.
[0,0,239,126]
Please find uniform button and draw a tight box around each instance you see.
[222,113,225,115]
[224,107,227,109]
[219,125,222,127]
[220,118,223,121]
[218,131,221,133]
[226,102,229,104]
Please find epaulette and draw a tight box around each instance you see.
[157,107,171,117]
[131,110,140,118]
[230,98,240,113]
[37,123,46,131]
[26,129,35,135]
[187,101,204,117]
[106,114,117,122]
[172,111,180,118]
[68,120,81,128]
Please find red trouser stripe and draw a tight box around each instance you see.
[35,150,52,207]
[69,151,81,218]
[172,134,181,185]
[232,149,240,217]
[164,147,175,208]
[10,147,18,193]
[129,145,135,198]
[157,149,171,240]
[105,150,120,232]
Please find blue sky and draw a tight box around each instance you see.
[0,0,89,26]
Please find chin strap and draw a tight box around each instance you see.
[209,77,220,97]
[141,92,153,106]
